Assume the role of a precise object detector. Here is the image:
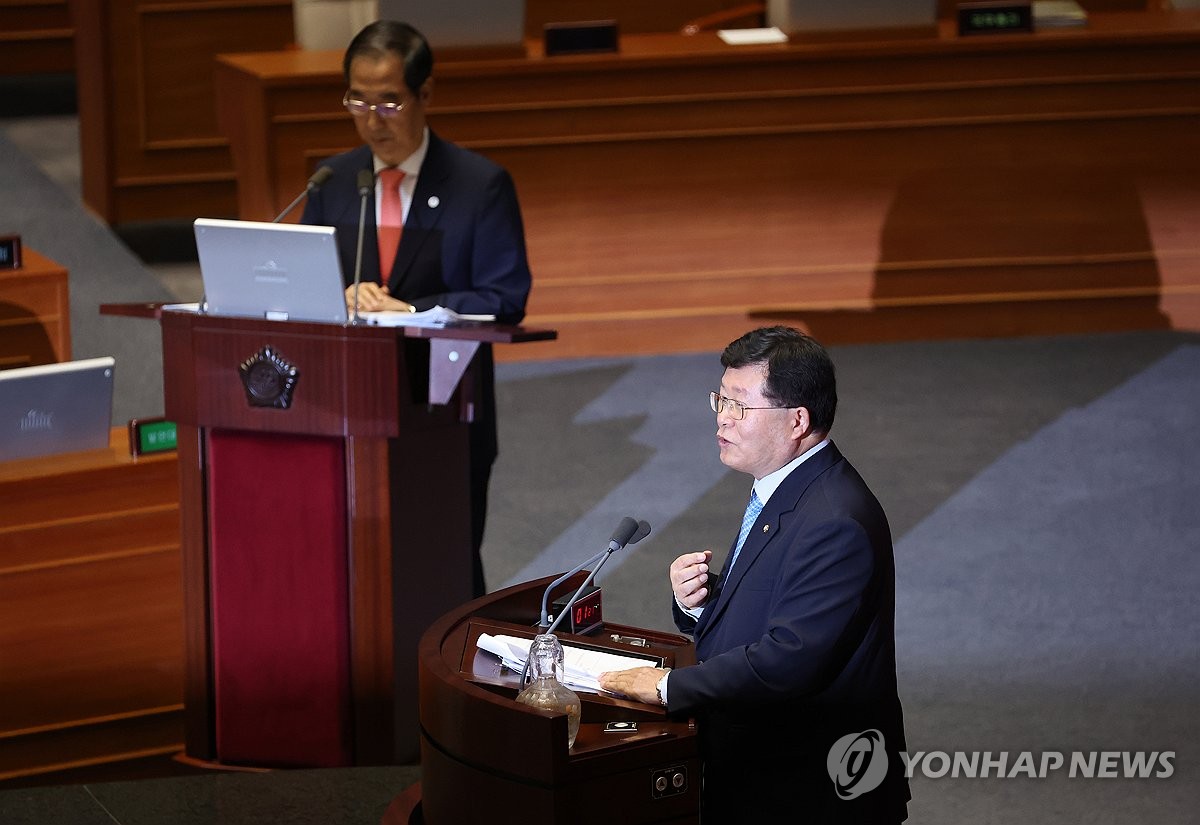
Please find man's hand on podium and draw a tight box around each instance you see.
[345,282,415,314]
[599,666,669,706]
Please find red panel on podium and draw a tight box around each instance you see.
[207,429,351,766]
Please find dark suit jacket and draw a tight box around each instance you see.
[300,132,530,321]
[300,132,532,464]
[669,443,910,823]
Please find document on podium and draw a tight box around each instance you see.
[477,633,658,693]
[361,305,494,328]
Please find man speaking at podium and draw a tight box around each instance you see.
[601,327,910,823]
[301,20,532,597]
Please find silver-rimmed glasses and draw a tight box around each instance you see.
[342,93,406,119]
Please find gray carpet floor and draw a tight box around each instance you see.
[3,107,1197,823]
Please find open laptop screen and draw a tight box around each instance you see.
[194,218,349,324]
[0,356,115,461]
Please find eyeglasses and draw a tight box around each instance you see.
[709,391,794,420]
[343,93,406,119]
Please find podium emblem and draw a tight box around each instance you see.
[238,346,299,409]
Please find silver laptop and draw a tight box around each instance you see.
[0,357,115,461]
[377,1,525,50]
[194,218,349,324]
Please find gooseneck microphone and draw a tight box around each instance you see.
[546,518,650,635]
[522,516,650,684]
[349,168,375,326]
[271,166,333,223]
[538,517,638,630]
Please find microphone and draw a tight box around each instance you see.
[271,166,333,223]
[349,168,375,325]
[538,517,638,630]
[544,518,650,634]
[523,517,651,684]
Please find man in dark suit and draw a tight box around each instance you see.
[301,20,532,597]
[601,327,909,823]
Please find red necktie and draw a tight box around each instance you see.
[377,167,405,285]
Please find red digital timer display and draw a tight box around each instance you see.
[553,586,603,635]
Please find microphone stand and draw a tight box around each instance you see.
[519,548,620,687]
[538,550,607,630]
[349,168,375,326]
[545,550,617,636]
[272,167,333,223]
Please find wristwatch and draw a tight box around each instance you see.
[655,668,671,706]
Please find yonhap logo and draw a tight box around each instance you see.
[827,729,889,799]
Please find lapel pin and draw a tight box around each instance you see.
[762,524,770,533]
[427,195,440,209]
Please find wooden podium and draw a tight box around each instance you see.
[149,308,554,768]
[391,573,701,824]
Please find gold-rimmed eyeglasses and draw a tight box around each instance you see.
[342,93,406,119]
[709,391,793,420]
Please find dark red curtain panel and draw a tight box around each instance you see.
[207,429,351,767]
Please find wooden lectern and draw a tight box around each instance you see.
[150,308,553,768]
[389,573,701,824]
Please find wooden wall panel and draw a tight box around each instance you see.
[0,430,183,782]
[71,0,296,224]
[0,1,74,76]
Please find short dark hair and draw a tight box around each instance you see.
[721,326,837,434]
[343,20,433,94]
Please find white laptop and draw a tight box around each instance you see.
[0,357,115,461]
[193,218,349,324]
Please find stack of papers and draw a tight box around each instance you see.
[477,633,652,694]
[717,27,788,46]
[361,305,495,328]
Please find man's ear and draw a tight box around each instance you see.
[418,77,434,105]
[792,406,813,440]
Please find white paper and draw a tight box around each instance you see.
[361,305,495,328]
[477,633,655,693]
[717,27,789,46]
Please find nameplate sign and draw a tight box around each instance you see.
[958,1,1033,36]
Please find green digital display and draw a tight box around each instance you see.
[132,419,178,455]
[958,2,1033,36]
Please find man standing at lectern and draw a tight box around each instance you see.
[600,327,910,823]
[301,20,532,597]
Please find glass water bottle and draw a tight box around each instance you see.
[515,633,582,748]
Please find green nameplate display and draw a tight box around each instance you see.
[958,1,1033,36]
[129,418,178,456]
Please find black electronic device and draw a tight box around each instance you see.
[544,20,618,56]
[550,585,603,635]
[0,234,21,269]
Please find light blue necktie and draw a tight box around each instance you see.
[726,489,763,576]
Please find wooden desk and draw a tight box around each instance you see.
[0,247,71,369]
[0,428,182,782]
[215,10,1200,357]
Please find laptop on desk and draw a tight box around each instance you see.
[0,357,115,461]
[193,218,349,325]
